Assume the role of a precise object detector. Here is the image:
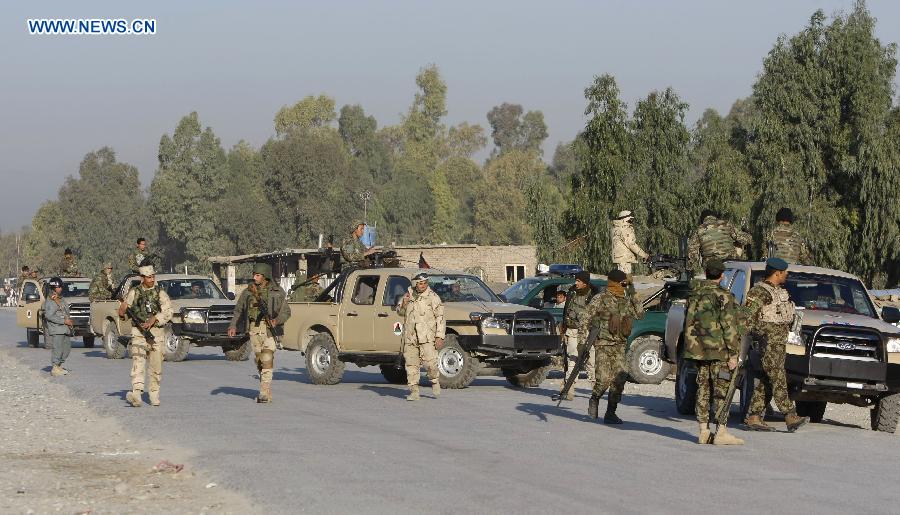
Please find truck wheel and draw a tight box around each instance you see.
[83,335,96,348]
[380,364,407,385]
[871,393,900,433]
[306,333,345,385]
[796,401,826,423]
[626,335,671,384]
[502,364,551,388]
[223,341,251,361]
[438,335,478,389]
[26,328,39,348]
[162,325,190,362]
[674,354,697,415]
[103,321,126,359]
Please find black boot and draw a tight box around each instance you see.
[588,395,600,419]
[604,401,623,424]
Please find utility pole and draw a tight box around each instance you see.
[359,190,373,224]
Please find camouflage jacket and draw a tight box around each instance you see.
[59,257,79,277]
[562,284,597,330]
[123,285,173,327]
[684,279,741,361]
[128,252,145,272]
[290,275,324,302]
[230,281,291,332]
[765,223,811,265]
[578,288,644,346]
[340,237,367,265]
[397,287,445,344]
[88,270,115,301]
[688,216,750,269]
[741,280,794,345]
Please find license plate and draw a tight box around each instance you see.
[847,382,863,389]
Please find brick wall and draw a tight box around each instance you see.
[393,245,537,285]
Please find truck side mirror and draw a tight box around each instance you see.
[883,306,900,324]
[24,293,39,302]
[226,291,235,301]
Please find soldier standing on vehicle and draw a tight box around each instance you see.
[559,271,598,400]
[341,221,376,266]
[88,263,115,301]
[18,266,31,286]
[765,208,812,265]
[227,263,291,404]
[683,259,744,445]
[397,273,444,401]
[289,271,324,302]
[44,277,74,377]
[118,265,173,407]
[59,248,79,277]
[742,257,809,433]
[611,210,649,275]
[579,269,644,423]
[688,210,751,270]
[128,238,148,273]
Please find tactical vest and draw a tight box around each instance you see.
[565,288,592,327]
[131,286,162,324]
[248,285,270,324]
[699,220,736,260]
[757,281,794,325]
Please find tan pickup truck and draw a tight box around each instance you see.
[16,276,94,348]
[281,267,560,388]
[90,273,248,362]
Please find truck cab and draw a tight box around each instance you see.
[17,276,94,348]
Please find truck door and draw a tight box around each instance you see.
[16,280,42,329]
[373,275,410,352]
[340,274,381,351]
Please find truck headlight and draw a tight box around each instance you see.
[887,337,900,353]
[787,331,804,346]
[481,317,504,330]
[182,309,206,324]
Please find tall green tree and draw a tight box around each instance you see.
[275,94,337,136]
[486,103,548,156]
[473,149,544,245]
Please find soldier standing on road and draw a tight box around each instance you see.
[764,208,812,265]
[611,210,649,275]
[128,238,148,273]
[688,210,751,270]
[227,263,291,404]
[559,271,598,400]
[684,259,744,445]
[44,277,74,377]
[742,257,809,433]
[118,265,173,407]
[579,269,644,423]
[289,271,324,302]
[397,273,444,401]
[341,221,377,266]
[59,248,79,277]
[88,263,116,301]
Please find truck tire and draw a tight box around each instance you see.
[26,328,39,348]
[626,335,671,384]
[796,400,827,423]
[675,354,697,415]
[306,332,345,385]
[438,335,478,389]
[223,341,252,361]
[83,334,95,348]
[502,364,552,388]
[871,393,900,433]
[103,321,126,359]
[162,324,190,362]
[380,364,407,385]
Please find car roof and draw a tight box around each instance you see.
[36,276,90,282]
[350,267,470,277]
[724,261,863,281]
[126,273,216,281]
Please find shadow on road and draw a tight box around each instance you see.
[105,389,129,401]
[515,401,695,442]
[210,386,258,399]
[358,384,408,399]
[84,351,107,358]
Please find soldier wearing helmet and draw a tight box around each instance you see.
[396,273,444,401]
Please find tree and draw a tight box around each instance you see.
[403,64,448,144]
[486,103,548,156]
[22,201,66,274]
[473,150,544,245]
[428,167,463,243]
[525,180,565,263]
[548,140,582,194]
[275,94,337,136]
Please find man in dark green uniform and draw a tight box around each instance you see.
[289,272,324,302]
[559,271,598,400]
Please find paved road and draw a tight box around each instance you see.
[3,309,898,514]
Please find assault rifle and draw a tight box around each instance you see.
[124,306,155,343]
[553,327,600,406]
[249,283,283,348]
[707,334,752,443]
[137,253,161,268]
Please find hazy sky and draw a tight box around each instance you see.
[2,0,899,231]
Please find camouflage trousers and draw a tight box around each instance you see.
[694,360,730,425]
[249,323,277,384]
[591,344,627,402]
[564,329,595,383]
[748,342,795,418]
[130,327,164,394]
[404,341,439,387]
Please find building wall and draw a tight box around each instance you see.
[393,245,537,285]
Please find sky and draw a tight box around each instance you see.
[2,0,899,232]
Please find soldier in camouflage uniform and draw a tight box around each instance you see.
[764,208,812,265]
[688,211,751,270]
[289,272,324,302]
[59,248,79,277]
[118,265,173,407]
[128,238,148,273]
[742,257,809,433]
[18,266,31,287]
[341,221,374,266]
[88,263,115,301]
[397,273,444,401]
[579,269,644,423]
[559,271,598,400]
[684,259,744,445]
[610,210,649,275]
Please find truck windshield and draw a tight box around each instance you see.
[750,272,876,318]
[60,281,90,298]
[428,275,500,303]
[501,278,544,304]
[158,279,226,300]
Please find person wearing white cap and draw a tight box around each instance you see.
[610,210,648,275]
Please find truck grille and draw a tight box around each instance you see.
[69,303,91,324]
[495,313,553,335]
[208,305,234,324]
[811,326,882,362]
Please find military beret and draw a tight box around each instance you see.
[138,265,155,277]
[766,257,789,271]
[704,259,725,276]
[608,269,627,283]
[252,263,272,280]
[575,271,591,284]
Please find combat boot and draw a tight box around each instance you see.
[698,423,711,445]
[560,385,574,401]
[60,367,69,375]
[744,415,776,432]
[406,386,420,402]
[785,412,809,433]
[125,389,143,408]
[603,401,623,425]
[50,365,64,377]
[713,426,745,446]
[148,391,160,407]
[587,395,600,419]
[256,382,272,404]
[432,380,441,398]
